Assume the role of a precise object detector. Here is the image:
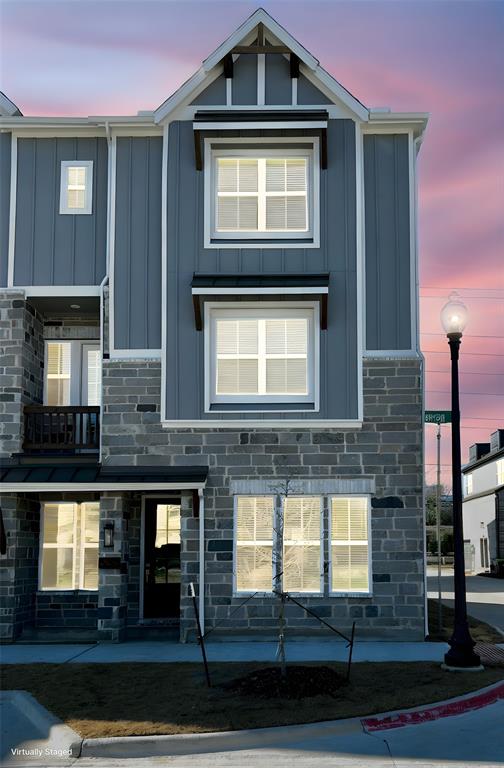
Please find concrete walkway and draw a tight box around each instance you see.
[0,640,451,665]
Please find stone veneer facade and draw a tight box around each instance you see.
[0,291,425,641]
[100,356,425,641]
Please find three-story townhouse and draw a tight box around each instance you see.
[0,9,428,643]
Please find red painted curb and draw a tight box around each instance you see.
[362,682,504,732]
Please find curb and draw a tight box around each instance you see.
[362,680,504,732]
[0,690,82,760]
[79,679,504,759]
[80,717,364,759]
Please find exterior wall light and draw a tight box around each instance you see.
[103,522,115,549]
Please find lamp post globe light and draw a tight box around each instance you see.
[440,292,482,670]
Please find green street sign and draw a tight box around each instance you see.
[425,410,452,424]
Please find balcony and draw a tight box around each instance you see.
[23,406,100,454]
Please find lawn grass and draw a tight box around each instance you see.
[1,661,502,738]
[427,598,503,643]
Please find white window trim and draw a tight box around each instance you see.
[234,494,371,598]
[204,301,320,413]
[233,494,275,597]
[281,495,324,597]
[38,502,99,592]
[328,495,372,597]
[204,137,320,249]
[496,459,504,487]
[44,340,101,406]
[464,473,474,497]
[59,160,93,215]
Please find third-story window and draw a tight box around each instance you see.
[207,304,318,410]
[60,161,93,214]
[208,146,318,244]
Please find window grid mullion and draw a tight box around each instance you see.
[257,159,266,231]
[257,319,266,395]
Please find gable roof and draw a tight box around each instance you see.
[0,91,22,117]
[154,8,369,123]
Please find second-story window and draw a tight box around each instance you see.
[205,303,319,411]
[464,473,473,496]
[206,144,319,246]
[497,459,504,487]
[59,160,93,214]
[45,341,101,406]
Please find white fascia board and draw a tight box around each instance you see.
[301,64,369,122]
[202,9,319,73]
[1,482,207,493]
[21,285,102,297]
[367,112,429,139]
[154,66,218,124]
[162,419,363,429]
[192,287,328,295]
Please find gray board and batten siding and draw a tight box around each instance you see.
[113,137,162,351]
[13,137,108,287]
[364,133,412,351]
[164,118,358,422]
[191,53,331,107]
[0,132,10,287]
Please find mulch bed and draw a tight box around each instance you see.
[223,664,348,699]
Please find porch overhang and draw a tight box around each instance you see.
[0,464,208,493]
[191,272,329,331]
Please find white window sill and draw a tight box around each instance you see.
[37,589,98,594]
[329,592,373,598]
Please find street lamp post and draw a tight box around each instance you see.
[440,293,482,670]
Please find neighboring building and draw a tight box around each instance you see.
[0,9,428,643]
[462,430,504,573]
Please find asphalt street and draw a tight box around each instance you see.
[427,569,504,633]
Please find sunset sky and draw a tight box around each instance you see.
[1,0,503,487]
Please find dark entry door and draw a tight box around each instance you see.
[143,499,181,619]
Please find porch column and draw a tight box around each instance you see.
[98,493,129,642]
[0,493,39,641]
[0,291,44,458]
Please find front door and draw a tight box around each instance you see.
[143,500,181,619]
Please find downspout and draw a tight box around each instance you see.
[98,275,109,464]
[99,120,112,465]
[198,488,205,636]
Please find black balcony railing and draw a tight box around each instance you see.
[23,406,100,453]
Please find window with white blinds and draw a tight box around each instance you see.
[235,496,274,593]
[46,342,72,406]
[44,341,101,406]
[208,305,317,407]
[330,497,370,593]
[40,502,99,590]
[60,161,93,215]
[212,149,314,240]
[283,497,322,593]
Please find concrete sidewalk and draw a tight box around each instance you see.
[0,640,450,665]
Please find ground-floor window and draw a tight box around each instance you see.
[234,495,371,596]
[39,502,99,590]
